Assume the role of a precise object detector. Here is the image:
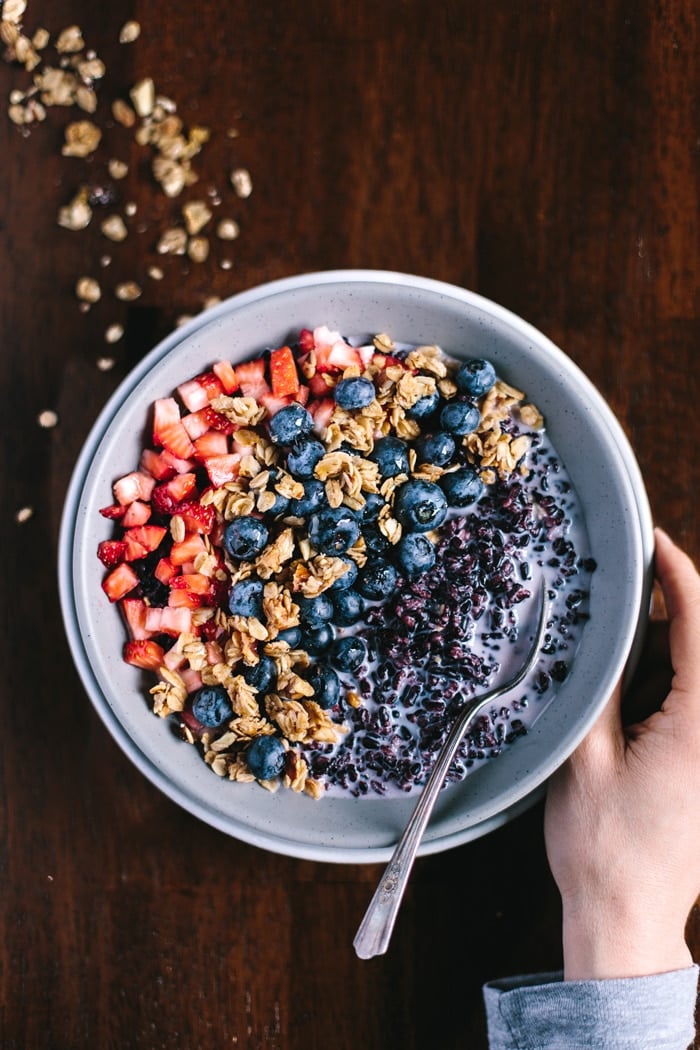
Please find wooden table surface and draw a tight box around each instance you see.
[1,1,698,1047]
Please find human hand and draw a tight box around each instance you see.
[544,527,700,980]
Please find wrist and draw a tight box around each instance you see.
[561,899,693,981]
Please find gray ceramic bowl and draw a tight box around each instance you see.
[59,270,654,862]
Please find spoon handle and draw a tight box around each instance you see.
[353,581,547,960]
[352,692,490,960]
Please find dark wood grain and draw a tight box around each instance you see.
[1,2,698,1047]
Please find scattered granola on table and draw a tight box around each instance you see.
[97,327,595,798]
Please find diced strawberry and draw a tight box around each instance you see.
[163,647,187,672]
[236,358,271,400]
[299,328,315,353]
[139,448,177,481]
[193,430,229,460]
[124,638,165,671]
[152,397,196,459]
[212,360,239,394]
[113,470,156,506]
[151,473,198,514]
[170,532,207,566]
[202,406,237,434]
[259,391,294,417]
[154,557,178,584]
[177,379,210,413]
[200,619,222,641]
[144,605,192,637]
[205,640,225,664]
[160,449,195,474]
[102,563,139,602]
[179,707,207,734]
[327,340,362,370]
[308,397,336,436]
[270,345,301,398]
[180,668,203,693]
[295,383,310,406]
[181,409,213,441]
[202,454,241,486]
[123,524,168,561]
[308,372,331,398]
[122,500,152,527]
[168,588,204,609]
[97,539,127,567]
[171,572,214,595]
[176,501,215,534]
[99,503,127,520]
[358,344,375,368]
[120,597,151,640]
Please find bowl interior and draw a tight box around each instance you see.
[60,271,652,862]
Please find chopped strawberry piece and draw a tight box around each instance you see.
[235,358,271,400]
[193,430,229,460]
[99,503,127,520]
[259,391,294,417]
[202,406,237,434]
[154,557,178,584]
[270,345,301,397]
[181,409,213,441]
[102,563,139,602]
[152,397,181,437]
[124,639,165,671]
[308,373,331,398]
[200,619,222,641]
[113,470,156,506]
[170,532,207,566]
[158,421,196,460]
[176,501,215,534]
[151,473,198,514]
[144,605,193,637]
[152,398,196,459]
[202,453,241,486]
[212,360,239,394]
[160,449,195,474]
[205,640,225,664]
[122,500,152,527]
[171,572,214,595]
[139,448,177,481]
[168,588,204,609]
[123,524,168,562]
[180,667,203,693]
[296,383,310,406]
[163,647,187,671]
[358,344,375,368]
[299,328,315,353]
[178,372,224,411]
[97,539,127,567]
[308,396,336,436]
[120,597,151,640]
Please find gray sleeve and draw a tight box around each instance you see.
[482,966,699,1050]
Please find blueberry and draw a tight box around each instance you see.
[455,358,497,398]
[332,588,367,626]
[246,735,287,780]
[360,493,386,522]
[308,663,341,709]
[268,402,313,445]
[414,430,455,467]
[223,516,269,560]
[369,435,410,478]
[228,576,264,618]
[308,506,360,554]
[327,558,358,593]
[395,532,436,577]
[276,626,302,647]
[439,466,485,506]
[297,592,334,628]
[191,684,233,727]
[289,479,326,517]
[334,376,376,409]
[361,523,392,557]
[263,469,291,515]
[406,387,440,420]
[357,558,398,600]
[331,636,367,673]
[240,655,276,694]
[286,437,325,478]
[302,623,335,656]
[393,480,448,533]
[440,400,481,436]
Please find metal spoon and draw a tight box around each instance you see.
[353,579,548,960]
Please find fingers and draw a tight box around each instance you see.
[654,529,700,691]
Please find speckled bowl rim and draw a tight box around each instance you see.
[59,270,654,863]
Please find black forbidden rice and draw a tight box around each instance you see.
[305,436,595,797]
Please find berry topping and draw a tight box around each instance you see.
[332,588,367,626]
[191,685,233,728]
[308,663,341,709]
[369,435,410,478]
[268,402,313,445]
[289,478,326,517]
[333,376,376,409]
[241,655,277,694]
[455,357,497,398]
[331,636,367,673]
[414,430,455,467]
[308,506,360,555]
[286,437,325,478]
[246,735,286,780]
[228,577,264,618]
[394,532,436,577]
[393,480,448,533]
[406,388,440,419]
[357,558,398,601]
[440,399,481,435]
[223,516,269,560]
[439,466,485,506]
[297,593,334,628]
